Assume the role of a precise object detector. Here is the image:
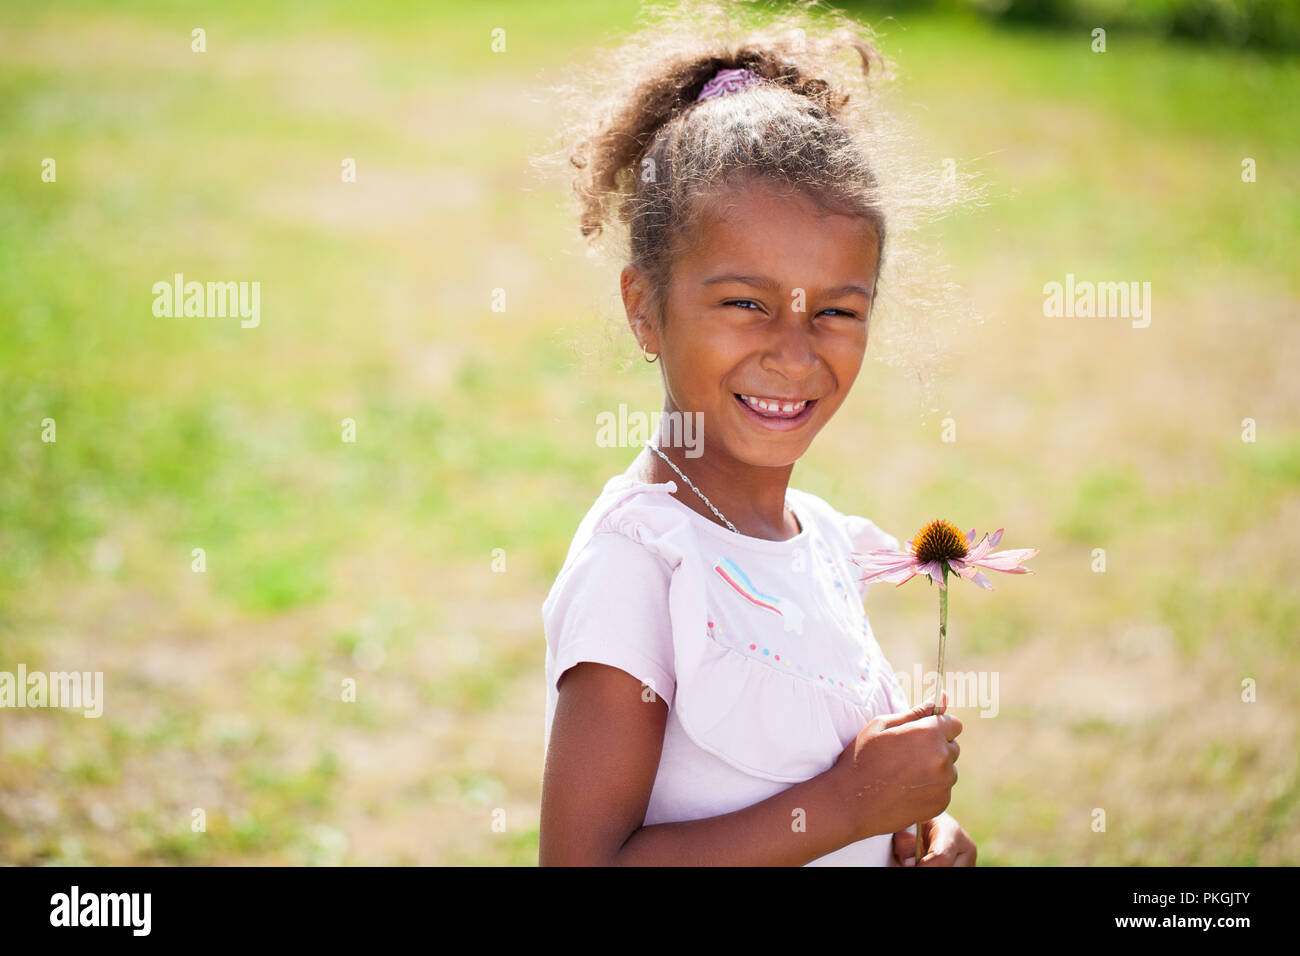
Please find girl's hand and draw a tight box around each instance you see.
[832,696,962,843]
[890,812,977,866]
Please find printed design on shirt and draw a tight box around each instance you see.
[706,613,874,703]
[814,535,867,626]
[811,534,889,698]
[712,556,806,635]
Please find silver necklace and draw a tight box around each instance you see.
[644,440,792,536]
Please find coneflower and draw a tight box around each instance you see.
[851,520,1038,864]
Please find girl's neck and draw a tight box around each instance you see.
[633,440,800,541]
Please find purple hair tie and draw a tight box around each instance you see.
[697,67,763,101]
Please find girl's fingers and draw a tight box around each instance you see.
[919,831,957,866]
[881,701,940,729]
[916,819,957,865]
[891,828,916,865]
[913,816,977,866]
[919,846,957,866]
[895,820,974,867]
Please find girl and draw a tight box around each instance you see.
[539,1,975,866]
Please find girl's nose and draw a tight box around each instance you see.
[759,314,819,381]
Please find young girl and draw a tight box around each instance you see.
[539,2,975,866]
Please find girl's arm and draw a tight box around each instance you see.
[540,661,865,866]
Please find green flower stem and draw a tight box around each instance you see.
[937,564,949,711]
[918,564,950,866]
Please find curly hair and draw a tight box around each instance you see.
[535,0,986,386]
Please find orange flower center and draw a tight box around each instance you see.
[912,519,969,564]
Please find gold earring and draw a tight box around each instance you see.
[641,342,659,364]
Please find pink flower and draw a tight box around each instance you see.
[851,518,1038,592]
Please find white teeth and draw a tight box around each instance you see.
[740,394,807,415]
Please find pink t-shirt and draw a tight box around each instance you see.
[541,467,910,866]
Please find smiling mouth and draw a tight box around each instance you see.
[737,393,808,416]
[734,392,818,426]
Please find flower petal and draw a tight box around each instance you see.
[851,547,911,559]
[851,555,918,577]
[922,561,946,589]
[859,564,923,585]
[860,568,918,585]
[853,562,909,578]
[891,567,923,588]
[850,549,913,565]
[987,528,1004,549]
[850,547,909,560]
[948,559,977,580]
[972,547,1038,572]
[949,557,994,589]
[966,528,977,546]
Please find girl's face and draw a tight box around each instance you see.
[628,180,881,469]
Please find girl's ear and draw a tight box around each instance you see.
[621,265,661,354]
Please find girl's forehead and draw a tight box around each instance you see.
[679,205,880,279]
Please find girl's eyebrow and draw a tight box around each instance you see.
[701,274,873,298]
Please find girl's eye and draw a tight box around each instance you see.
[723,300,862,320]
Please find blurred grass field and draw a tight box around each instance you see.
[1,0,1297,865]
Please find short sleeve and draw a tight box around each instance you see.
[543,529,677,709]
[842,514,902,602]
